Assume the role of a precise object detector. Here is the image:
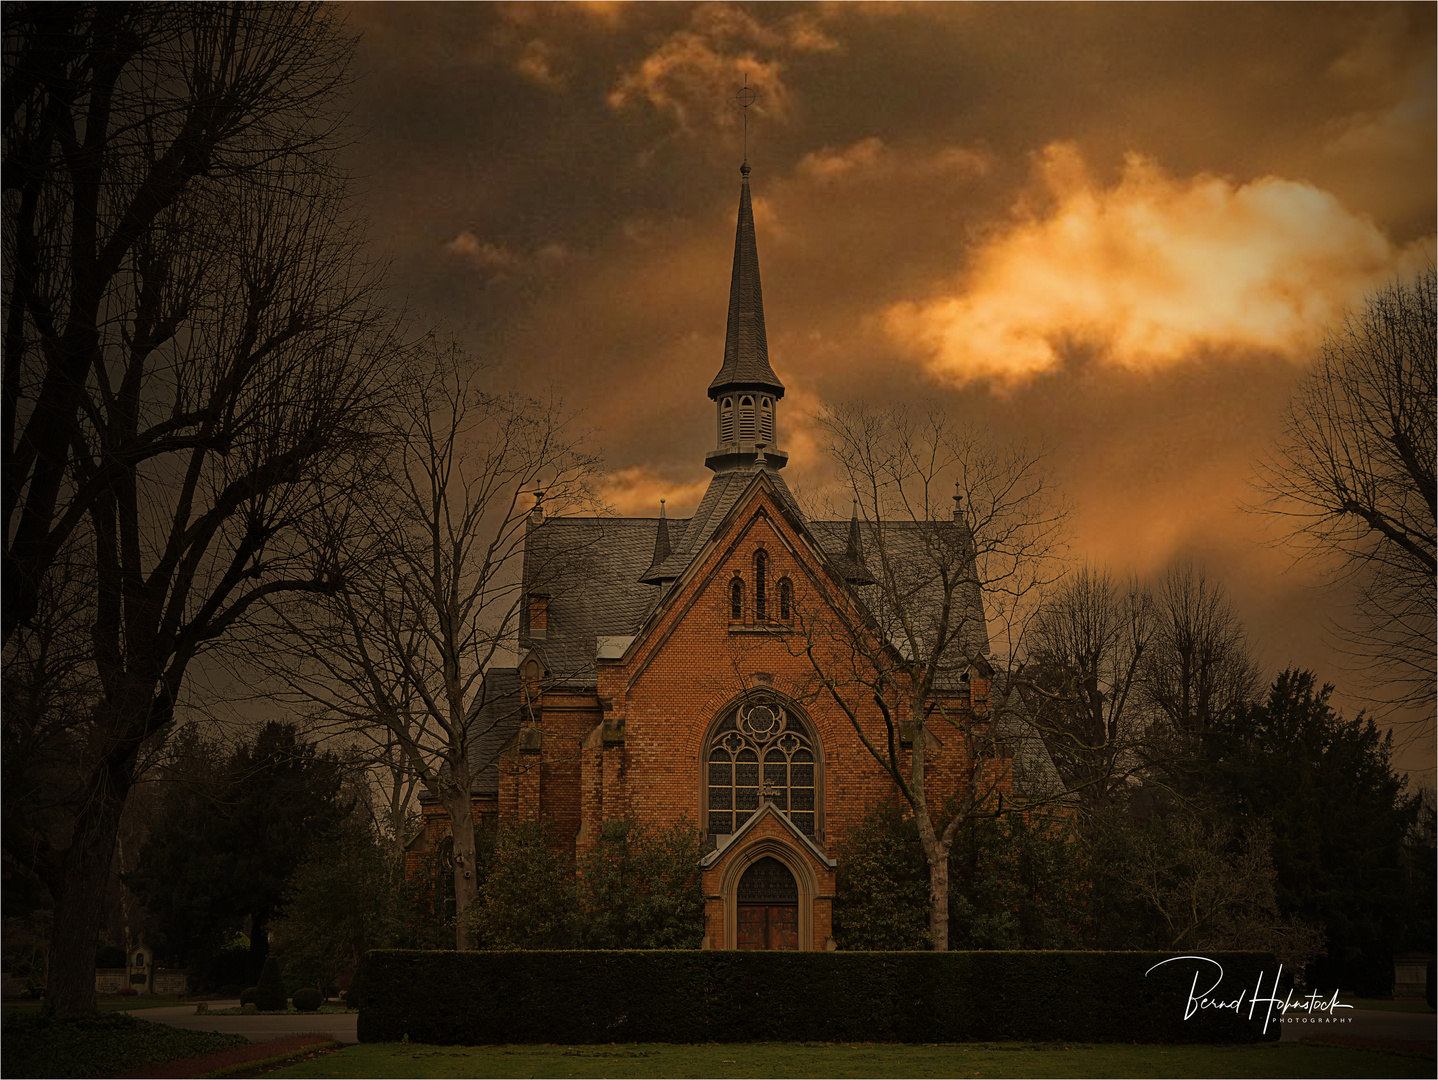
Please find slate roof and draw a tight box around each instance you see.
[807,518,992,680]
[465,667,523,795]
[521,515,685,687]
[707,163,784,400]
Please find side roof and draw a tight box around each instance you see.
[521,474,991,690]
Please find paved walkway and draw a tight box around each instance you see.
[127,1001,358,1044]
[1277,1005,1435,1045]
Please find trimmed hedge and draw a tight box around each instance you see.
[357,950,1287,1045]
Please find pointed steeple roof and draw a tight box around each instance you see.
[638,500,676,584]
[708,162,784,400]
[834,501,878,586]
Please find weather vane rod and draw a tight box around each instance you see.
[734,75,759,162]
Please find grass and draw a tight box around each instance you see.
[0,1010,249,1079]
[1,994,191,1014]
[266,1040,1436,1079]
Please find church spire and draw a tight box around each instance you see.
[706,161,788,475]
[708,162,784,401]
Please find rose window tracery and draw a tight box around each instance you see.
[706,702,816,837]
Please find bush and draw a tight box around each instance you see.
[114,987,138,996]
[253,956,287,1012]
[239,986,258,1006]
[95,946,127,969]
[577,818,705,949]
[357,949,1286,1045]
[292,987,322,1012]
[468,820,577,949]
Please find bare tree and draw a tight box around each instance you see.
[793,403,1066,950]
[1,4,401,1016]
[1138,562,1260,780]
[268,355,603,948]
[1022,565,1155,808]
[1254,269,1436,720]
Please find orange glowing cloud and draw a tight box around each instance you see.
[599,467,711,517]
[884,143,1435,387]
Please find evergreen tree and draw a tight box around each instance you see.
[1203,670,1420,994]
[128,723,348,982]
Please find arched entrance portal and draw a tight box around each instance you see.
[736,856,798,950]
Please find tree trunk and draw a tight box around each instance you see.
[44,794,128,1016]
[919,826,951,951]
[441,790,479,949]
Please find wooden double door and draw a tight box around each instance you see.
[737,904,798,950]
[736,856,800,950]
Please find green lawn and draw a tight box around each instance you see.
[267,1041,1435,1079]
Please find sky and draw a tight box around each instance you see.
[336,1,1435,775]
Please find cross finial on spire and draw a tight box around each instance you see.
[734,75,759,162]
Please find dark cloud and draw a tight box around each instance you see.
[338,1,1435,772]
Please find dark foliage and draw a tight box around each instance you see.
[1202,670,1422,995]
[270,815,401,995]
[576,818,706,949]
[467,820,578,950]
[94,945,126,969]
[834,803,1087,950]
[291,986,322,1012]
[240,986,258,1006]
[1,1011,247,1079]
[254,956,287,1013]
[357,949,1283,1045]
[126,723,348,982]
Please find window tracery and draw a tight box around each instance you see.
[705,701,817,837]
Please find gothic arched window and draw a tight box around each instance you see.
[760,397,774,442]
[720,398,735,442]
[730,577,744,621]
[704,700,818,837]
[778,578,792,622]
[739,396,756,440]
[753,550,767,621]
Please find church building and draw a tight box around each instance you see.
[413,160,1043,951]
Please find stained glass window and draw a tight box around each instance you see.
[706,702,817,837]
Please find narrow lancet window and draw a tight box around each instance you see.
[778,578,792,622]
[730,578,744,621]
[739,396,756,440]
[754,550,767,621]
[760,398,774,442]
[720,398,735,442]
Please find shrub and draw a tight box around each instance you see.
[357,950,1286,1045]
[114,986,139,996]
[239,986,258,1006]
[95,946,127,969]
[253,956,287,1012]
[468,820,577,949]
[292,987,322,1012]
[577,818,705,949]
